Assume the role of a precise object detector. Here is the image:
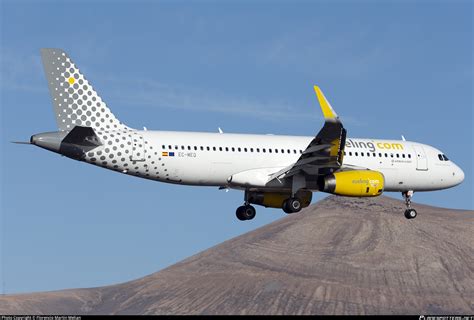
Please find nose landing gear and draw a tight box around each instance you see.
[402,190,417,219]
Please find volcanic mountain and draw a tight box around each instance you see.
[1,195,473,315]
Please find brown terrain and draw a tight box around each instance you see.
[1,195,473,315]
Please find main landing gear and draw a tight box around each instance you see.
[236,204,256,221]
[282,197,302,214]
[236,190,257,221]
[235,187,307,221]
[402,190,417,219]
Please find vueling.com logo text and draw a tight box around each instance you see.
[345,139,404,152]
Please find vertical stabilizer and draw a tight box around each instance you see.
[40,48,130,132]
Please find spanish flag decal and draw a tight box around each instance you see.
[162,152,174,157]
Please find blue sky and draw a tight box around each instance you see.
[1,0,472,294]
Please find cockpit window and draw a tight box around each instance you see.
[438,154,450,161]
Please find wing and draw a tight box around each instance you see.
[271,86,346,180]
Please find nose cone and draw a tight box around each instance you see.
[452,163,465,186]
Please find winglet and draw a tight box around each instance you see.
[314,86,339,121]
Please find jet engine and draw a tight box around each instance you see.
[322,170,384,197]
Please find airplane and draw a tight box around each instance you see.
[20,48,465,221]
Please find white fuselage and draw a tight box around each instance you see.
[83,130,464,193]
[31,48,466,220]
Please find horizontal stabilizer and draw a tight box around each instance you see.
[62,126,101,147]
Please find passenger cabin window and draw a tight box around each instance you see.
[408,154,411,158]
[162,145,166,149]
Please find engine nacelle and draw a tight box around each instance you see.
[247,190,312,209]
[323,170,384,197]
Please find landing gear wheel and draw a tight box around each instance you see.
[282,200,292,214]
[243,205,256,220]
[283,197,302,214]
[236,205,256,221]
[236,206,246,221]
[404,208,417,219]
[289,197,302,212]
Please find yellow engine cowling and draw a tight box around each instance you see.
[247,190,312,208]
[323,170,384,197]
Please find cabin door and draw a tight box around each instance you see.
[413,145,428,171]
